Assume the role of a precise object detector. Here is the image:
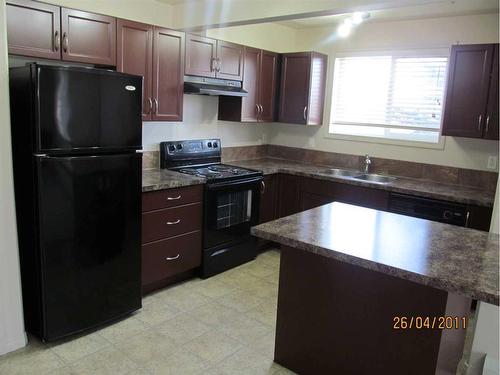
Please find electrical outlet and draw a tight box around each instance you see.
[487,156,498,170]
[308,137,316,148]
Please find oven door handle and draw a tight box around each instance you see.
[206,176,263,190]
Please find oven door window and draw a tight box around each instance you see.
[215,190,252,229]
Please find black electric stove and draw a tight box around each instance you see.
[160,139,263,278]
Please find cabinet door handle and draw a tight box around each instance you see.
[148,98,153,114]
[485,115,490,133]
[167,195,181,200]
[166,254,180,261]
[210,57,216,72]
[303,106,308,121]
[62,32,68,52]
[259,104,263,115]
[54,31,59,51]
[166,219,181,225]
[477,114,482,131]
[255,104,259,116]
[465,211,470,227]
[216,58,221,72]
[260,180,266,194]
[154,98,159,114]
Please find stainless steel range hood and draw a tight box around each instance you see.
[184,75,248,97]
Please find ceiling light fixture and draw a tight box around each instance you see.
[352,12,365,25]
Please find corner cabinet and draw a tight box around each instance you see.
[442,44,499,140]
[218,47,279,122]
[117,20,184,122]
[278,52,328,125]
[185,34,243,81]
[7,0,116,66]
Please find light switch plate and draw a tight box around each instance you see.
[487,156,498,170]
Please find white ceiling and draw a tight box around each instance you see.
[278,0,499,29]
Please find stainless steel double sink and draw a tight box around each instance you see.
[322,168,397,185]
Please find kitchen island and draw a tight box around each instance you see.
[251,202,499,375]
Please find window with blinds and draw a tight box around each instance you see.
[329,53,448,144]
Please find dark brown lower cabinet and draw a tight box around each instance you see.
[141,185,202,293]
[299,177,389,211]
[277,174,301,218]
[269,174,491,231]
[259,175,277,224]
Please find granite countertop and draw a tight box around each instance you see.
[252,202,499,305]
[230,158,495,207]
[142,168,205,192]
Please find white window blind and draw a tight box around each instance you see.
[330,53,448,144]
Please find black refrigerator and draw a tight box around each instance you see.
[9,63,143,342]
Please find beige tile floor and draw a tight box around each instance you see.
[0,249,297,375]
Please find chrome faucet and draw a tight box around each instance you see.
[364,154,372,173]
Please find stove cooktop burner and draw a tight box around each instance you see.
[176,164,259,181]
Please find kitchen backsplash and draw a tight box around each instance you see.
[142,145,498,191]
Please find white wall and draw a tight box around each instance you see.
[143,95,265,150]
[44,0,174,28]
[0,0,26,355]
[263,13,500,171]
[207,23,298,52]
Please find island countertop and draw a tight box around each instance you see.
[251,202,499,305]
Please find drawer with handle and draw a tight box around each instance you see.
[142,202,202,243]
[142,185,203,212]
[142,230,202,286]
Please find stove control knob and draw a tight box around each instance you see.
[176,144,183,150]
[168,145,175,152]
[213,142,218,148]
[207,142,212,148]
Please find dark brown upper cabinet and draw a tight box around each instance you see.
[117,20,153,120]
[278,52,327,125]
[7,0,117,66]
[185,35,217,78]
[442,44,499,140]
[117,20,184,122]
[218,47,279,123]
[185,34,243,81]
[6,0,61,60]
[152,28,184,121]
[61,9,116,66]
[216,40,244,81]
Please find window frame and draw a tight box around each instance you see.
[325,48,450,150]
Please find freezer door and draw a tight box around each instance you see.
[36,153,141,340]
[36,65,142,153]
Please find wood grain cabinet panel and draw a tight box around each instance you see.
[142,185,203,212]
[142,231,201,286]
[241,46,261,122]
[185,34,217,78]
[117,19,153,120]
[277,174,301,218]
[484,45,499,140]
[259,175,277,224]
[152,28,185,121]
[61,8,116,66]
[279,52,327,125]
[442,44,497,139]
[218,48,279,123]
[6,0,61,60]
[216,40,244,81]
[259,51,279,122]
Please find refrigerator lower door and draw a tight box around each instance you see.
[36,153,142,341]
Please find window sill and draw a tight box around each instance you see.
[324,130,446,150]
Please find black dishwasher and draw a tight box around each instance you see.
[388,193,469,227]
